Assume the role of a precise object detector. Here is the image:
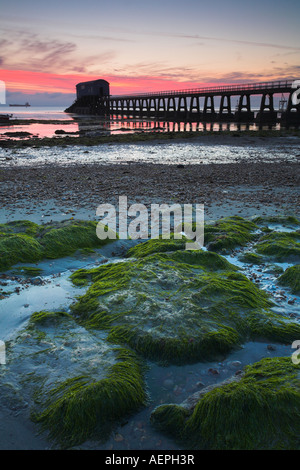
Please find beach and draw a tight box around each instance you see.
[0,133,299,223]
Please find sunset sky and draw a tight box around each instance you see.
[1,0,300,106]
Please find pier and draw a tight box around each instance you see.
[65,79,300,125]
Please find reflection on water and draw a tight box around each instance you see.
[1,105,296,141]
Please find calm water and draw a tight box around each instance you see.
[0,105,290,141]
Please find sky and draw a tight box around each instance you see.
[0,0,300,106]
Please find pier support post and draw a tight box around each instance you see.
[256,93,277,123]
[203,95,216,120]
[190,96,201,119]
[280,91,300,126]
[167,97,176,118]
[235,94,254,122]
[219,95,233,121]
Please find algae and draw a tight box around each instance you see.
[29,310,73,326]
[150,357,300,449]
[10,266,43,276]
[0,219,115,271]
[278,265,300,294]
[32,347,147,448]
[204,216,258,252]
[126,237,187,259]
[238,252,265,265]
[254,231,300,261]
[5,309,147,448]
[70,248,300,364]
[253,215,300,228]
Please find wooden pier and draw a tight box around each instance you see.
[65,79,300,124]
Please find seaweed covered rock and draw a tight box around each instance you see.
[32,348,146,448]
[150,357,300,449]
[278,265,300,294]
[126,237,187,259]
[70,248,300,364]
[5,309,147,448]
[252,215,300,229]
[204,216,258,253]
[0,219,115,271]
[129,216,259,256]
[238,252,265,265]
[254,231,300,261]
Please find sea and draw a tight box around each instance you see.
[0,104,284,138]
[0,106,300,167]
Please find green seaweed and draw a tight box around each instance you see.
[70,248,300,364]
[0,220,115,271]
[126,238,187,259]
[254,231,300,261]
[238,252,265,265]
[29,310,73,326]
[278,265,300,294]
[150,357,300,449]
[31,348,147,448]
[0,234,44,271]
[40,221,110,259]
[204,216,258,252]
[5,220,41,236]
[253,215,300,227]
[10,266,43,276]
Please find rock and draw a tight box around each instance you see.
[231,361,242,368]
[196,381,205,388]
[267,345,276,351]
[163,379,174,390]
[208,368,219,375]
[31,277,43,285]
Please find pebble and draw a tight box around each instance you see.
[208,368,219,375]
[230,361,242,368]
[31,277,43,285]
[196,381,205,388]
[162,379,174,390]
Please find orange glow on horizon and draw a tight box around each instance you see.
[0,68,290,99]
[1,68,220,96]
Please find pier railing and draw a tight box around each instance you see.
[111,80,294,99]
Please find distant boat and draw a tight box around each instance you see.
[9,102,30,107]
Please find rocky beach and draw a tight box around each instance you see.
[0,128,300,450]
